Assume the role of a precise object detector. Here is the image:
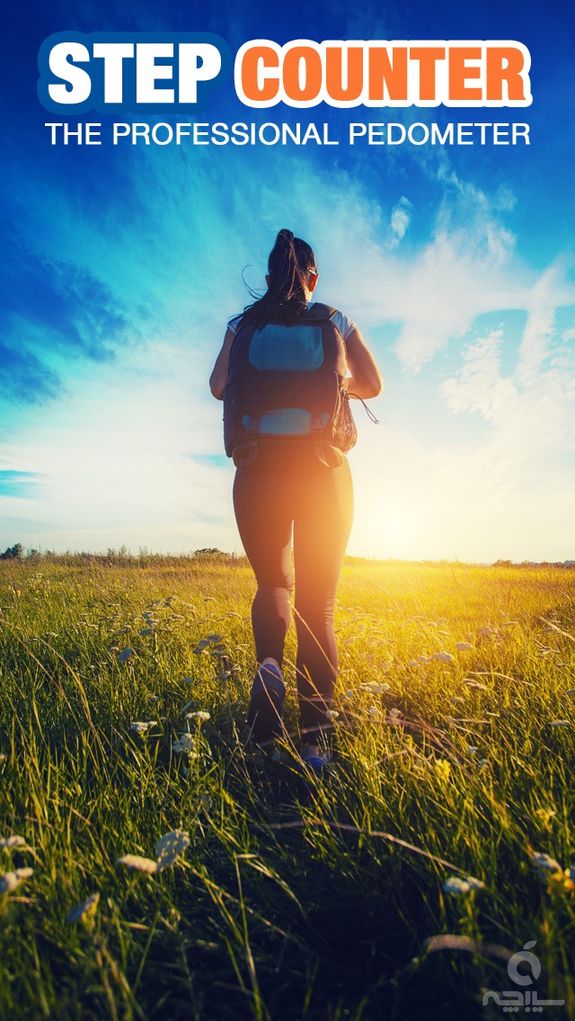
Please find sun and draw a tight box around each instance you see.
[353,499,423,559]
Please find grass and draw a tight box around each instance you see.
[0,557,574,1020]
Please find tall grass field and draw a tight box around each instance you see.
[0,555,574,1020]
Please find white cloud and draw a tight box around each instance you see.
[388,196,413,248]
[441,329,518,423]
[257,154,574,377]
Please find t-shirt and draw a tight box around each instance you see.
[226,302,357,342]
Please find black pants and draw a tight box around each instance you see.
[233,447,354,743]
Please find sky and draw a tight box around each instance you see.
[1,0,574,562]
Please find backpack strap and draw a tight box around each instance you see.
[232,414,258,467]
[304,302,337,321]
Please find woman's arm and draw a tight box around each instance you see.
[209,328,235,400]
[344,325,383,400]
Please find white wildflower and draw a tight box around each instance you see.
[361,681,390,694]
[443,875,484,896]
[530,851,562,875]
[435,652,454,664]
[66,892,100,923]
[0,835,28,849]
[467,745,479,756]
[185,711,211,722]
[172,734,196,754]
[367,705,382,719]
[117,855,159,875]
[456,642,473,651]
[131,721,157,735]
[155,829,191,870]
[119,829,191,875]
[442,876,469,895]
[466,876,485,890]
[0,867,33,893]
[325,710,340,722]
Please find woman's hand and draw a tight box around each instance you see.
[209,328,235,400]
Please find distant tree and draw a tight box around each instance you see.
[192,547,230,559]
[0,543,24,560]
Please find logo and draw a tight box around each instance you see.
[483,941,565,1012]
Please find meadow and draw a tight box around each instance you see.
[0,556,573,1020]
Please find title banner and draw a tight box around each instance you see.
[38,33,532,113]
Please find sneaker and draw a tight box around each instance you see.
[300,744,331,774]
[246,661,286,747]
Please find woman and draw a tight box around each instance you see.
[209,229,382,772]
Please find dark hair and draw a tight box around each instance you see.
[239,229,317,325]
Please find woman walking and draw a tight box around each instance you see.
[209,229,382,771]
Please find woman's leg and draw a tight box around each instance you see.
[232,467,294,667]
[292,458,354,744]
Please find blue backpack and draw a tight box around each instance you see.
[223,303,359,467]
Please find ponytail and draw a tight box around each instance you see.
[238,229,317,325]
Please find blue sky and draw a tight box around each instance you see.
[1,0,574,560]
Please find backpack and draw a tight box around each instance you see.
[223,303,358,468]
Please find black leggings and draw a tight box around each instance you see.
[233,454,354,742]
